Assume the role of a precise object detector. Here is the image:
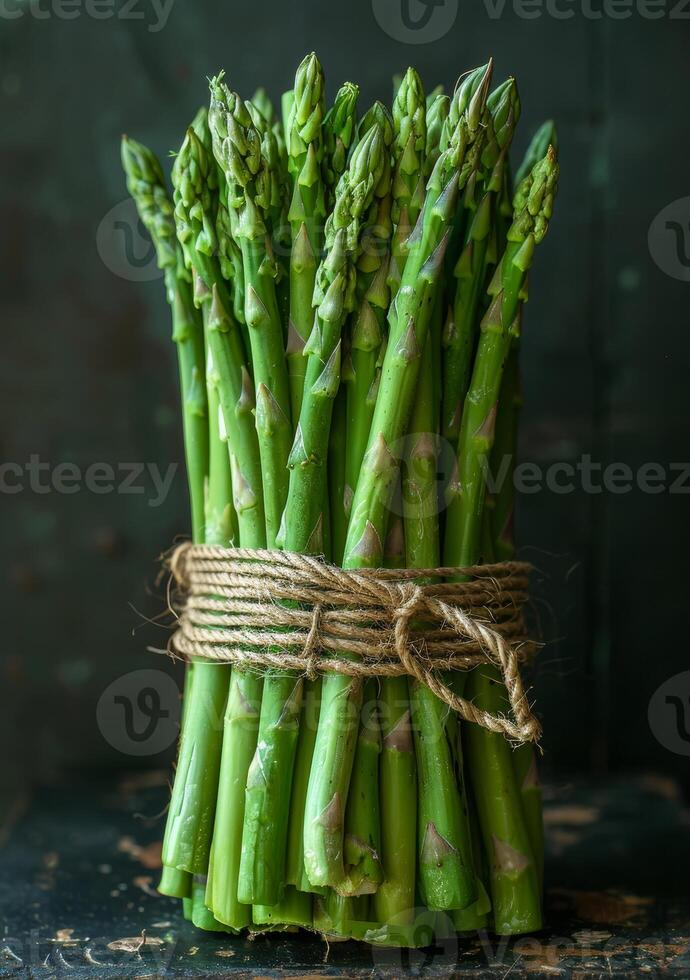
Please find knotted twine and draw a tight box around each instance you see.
[166,543,541,744]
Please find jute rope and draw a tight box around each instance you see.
[166,543,541,744]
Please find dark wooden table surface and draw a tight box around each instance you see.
[1,773,688,978]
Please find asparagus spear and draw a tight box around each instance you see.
[342,82,427,926]
[444,147,558,935]
[121,137,208,903]
[188,303,237,935]
[175,115,289,929]
[489,325,545,888]
[237,125,387,908]
[388,68,427,298]
[441,79,520,443]
[209,85,312,908]
[492,123,559,881]
[344,102,394,517]
[514,118,558,188]
[286,53,326,423]
[424,94,451,429]
[172,127,266,555]
[339,687,383,896]
[322,82,359,212]
[282,124,390,895]
[372,672,416,928]
[344,60,492,569]
[121,137,208,546]
[203,292,270,930]
[328,383,349,566]
[449,713,493,932]
[323,86,359,566]
[283,124,387,559]
[124,134,228,880]
[291,87,365,870]
[209,73,293,547]
[281,89,295,140]
[303,63,493,898]
[161,128,265,901]
[403,334,477,912]
[424,94,450,180]
[370,75,431,925]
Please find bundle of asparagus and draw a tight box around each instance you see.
[122,53,558,945]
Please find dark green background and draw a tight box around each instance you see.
[2,0,688,792]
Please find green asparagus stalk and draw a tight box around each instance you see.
[121,137,208,903]
[339,686,383,895]
[121,137,208,546]
[512,738,544,886]
[281,89,295,140]
[345,65,490,567]
[490,338,521,560]
[284,127,388,898]
[374,506,416,927]
[443,147,558,935]
[123,135,228,881]
[209,82,307,907]
[172,128,266,548]
[488,325,544,885]
[441,79,520,443]
[209,73,292,547]
[424,94,451,431]
[444,147,557,564]
[388,68,427,297]
[372,674,416,926]
[285,678,325,894]
[425,94,450,180]
[323,88,359,565]
[286,53,327,422]
[175,119,275,926]
[247,97,292,371]
[216,187,246,331]
[189,302,239,934]
[436,65,494,277]
[404,334,477,912]
[161,126,265,894]
[284,124,387,559]
[483,79,522,184]
[328,382,349,566]
[322,82,359,212]
[451,741,493,932]
[160,283,230,884]
[514,119,558,188]
[303,63,492,898]
[482,81,524,297]
[203,292,269,930]
[205,348,237,547]
[344,60,492,568]
[345,102,394,514]
[191,874,229,932]
[239,125,387,908]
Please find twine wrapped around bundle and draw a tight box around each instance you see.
[166,543,541,744]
